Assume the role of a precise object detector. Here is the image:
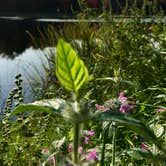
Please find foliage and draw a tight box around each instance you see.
[0,7,166,165]
[1,37,165,165]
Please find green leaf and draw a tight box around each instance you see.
[10,99,67,116]
[126,148,152,160]
[56,39,89,94]
[94,111,166,153]
[126,148,166,161]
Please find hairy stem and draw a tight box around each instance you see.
[73,122,80,164]
[72,94,81,164]
[100,127,108,166]
[112,122,117,166]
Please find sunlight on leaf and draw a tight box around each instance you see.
[10,99,67,116]
[56,39,89,94]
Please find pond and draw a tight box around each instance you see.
[0,17,62,110]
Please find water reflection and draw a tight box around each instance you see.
[0,19,49,58]
[0,18,81,58]
[0,47,49,110]
[0,18,74,109]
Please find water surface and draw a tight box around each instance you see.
[0,17,63,109]
[0,47,49,110]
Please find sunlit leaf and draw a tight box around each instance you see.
[56,39,89,94]
[10,99,67,116]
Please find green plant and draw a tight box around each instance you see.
[10,39,166,165]
[0,74,71,165]
[0,74,24,165]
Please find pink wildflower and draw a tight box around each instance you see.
[103,106,110,112]
[118,92,127,102]
[85,148,98,162]
[95,104,103,110]
[120,104,129,113]
[120,104,135,113]
[95,104,110,112]
[129,104,135,110]
[156,108,166,113]
[42,149,50,154]
[84,136,90,144]
[49,156,56,165]
[78,146,83,154]
[118,92,135,113]
[41,149,55,165]
[89,129,95,137]
[140,142,148,150]
[68,144,73,153]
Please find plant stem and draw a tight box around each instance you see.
[112,122,117,166]
[152,144,156,166]
[100,127,107,166]
[73,122,80,164]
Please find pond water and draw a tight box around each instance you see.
[0,17,58,110]
[0,46,50,111]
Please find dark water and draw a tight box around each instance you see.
[0,17,58,57]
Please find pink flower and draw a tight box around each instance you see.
[49,156,56,165]
[120,103,135,113]
[89,129,95,136]
[84,136,90,144]
[156,108,166,113]
[78,146,83,154]
[95,104,110,112]
[41,149,55,165]
[103,106,110,112]
[129,104,135,110]
[118,92,127,102]
[118,92,135,113]
[42,149,50,154]
[120,104,129,113]
[140,142,148,150]
[68,144,73,153]
[95,104,104,110]
[85,148,98,162]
